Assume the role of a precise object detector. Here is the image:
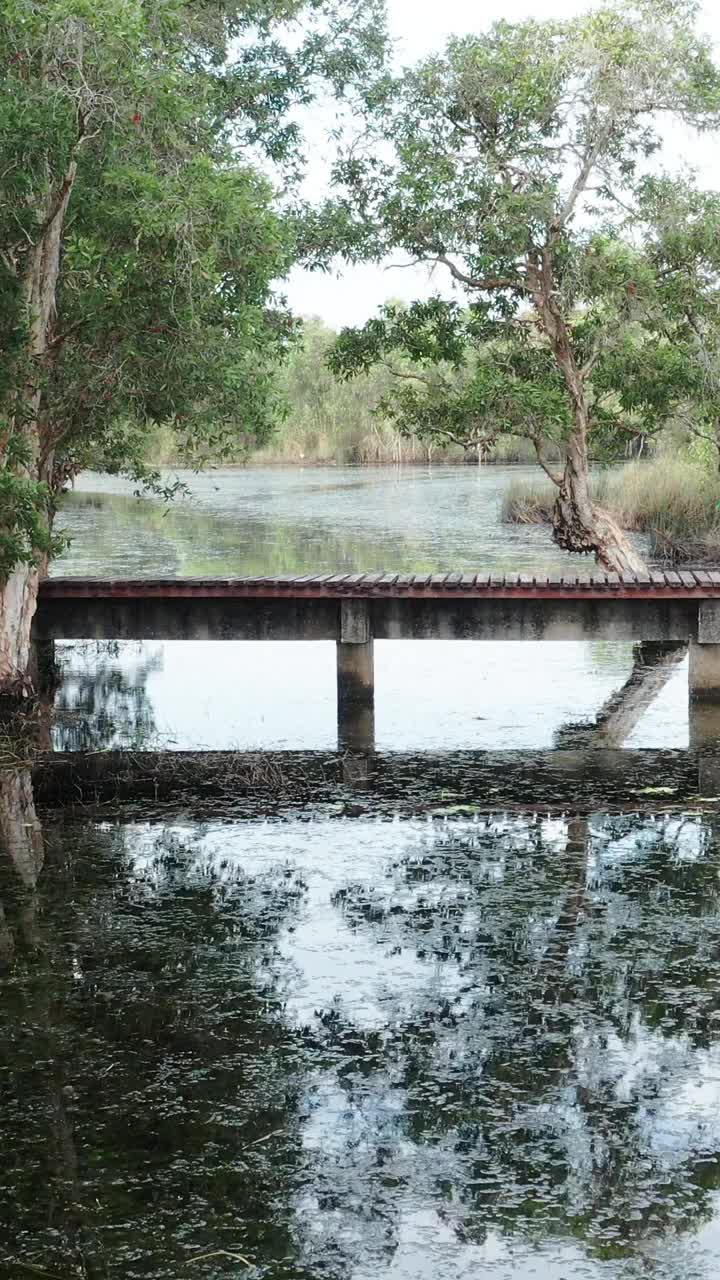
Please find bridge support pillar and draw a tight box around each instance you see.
[28,633,57,698]
[689,604,720,748]
[337,600,375,751]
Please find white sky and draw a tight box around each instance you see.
[282,0,720,329]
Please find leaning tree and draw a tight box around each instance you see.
[0,0,387,697]
[322,0,720,573]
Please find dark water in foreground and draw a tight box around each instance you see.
[1,467,715,1277]
[4,785,720,1279]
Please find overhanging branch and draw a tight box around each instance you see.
[380,362,449,391]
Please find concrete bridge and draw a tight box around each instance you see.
[37,571,720,748]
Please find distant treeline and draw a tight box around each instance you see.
[146,319,557,467]
[145,317,708,475]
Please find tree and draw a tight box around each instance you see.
[323,0,720,573]
[273,314,440,462]
[309,812,720,1270]
[637,179,720,471]
[0,0,387,697]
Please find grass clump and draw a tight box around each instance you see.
[502,458,720,563]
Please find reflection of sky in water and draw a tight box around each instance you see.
[126,814,720,1279]
[35,467,718,1277]
[133,817,468,1026]
[53,637,689,751]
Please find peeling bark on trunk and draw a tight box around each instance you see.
[0,564,41,699]
[0,768,44,889]
[0,160,75,698]
[0,768,44,954]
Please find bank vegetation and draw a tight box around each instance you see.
[504,457,720,564]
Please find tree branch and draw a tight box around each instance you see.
[683,420,720,454]
[433,254,531,294]
[46,300,117,351]
[381,362,449,391]
[36,171,76,237]
[532,436,563,487]
[608,420,664,441]
[551,121,609,237]
[433,427,498,451]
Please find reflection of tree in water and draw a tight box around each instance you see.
[555,642,687,749]
[58,488,445,578]
[0,788,312,1278]
[0,769,44,964]
[4,792,720,1277]
[309,813,720,1274]
[52,641,162,751]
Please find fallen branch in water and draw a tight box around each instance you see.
[189,1248,254,1266]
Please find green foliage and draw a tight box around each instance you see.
[324,0,720,497]
[330,300,574,454]
[0,0,388,581]
[268,317,421,463]
[0,473,61,573]
[143,314,553,465]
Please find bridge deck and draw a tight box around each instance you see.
[41,571,720,601]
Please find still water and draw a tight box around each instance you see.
[55,465,601,579]
[3,795,720,1278]
[50,467,683,753]
[1,466,711,1279]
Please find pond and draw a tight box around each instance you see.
[3,791,720,1279]
[0,465,713,1279]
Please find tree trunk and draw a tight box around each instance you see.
[555,641,687,749]
[530,253,649,577]
[552,433,648,575]
[0,564,41,700]
[0,768,44,956]
[0,160,76,698]
[0,768,44,890]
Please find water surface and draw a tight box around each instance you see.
[57,465,592,579]
[2,791,720,1278]
[0,465,707,1279]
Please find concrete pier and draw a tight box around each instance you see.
[689,603,720,747]
[690,641,720,699]
[691,604,720,696]
[337,600,375,749]
[689,646,720,750]
[689,701,720,750]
